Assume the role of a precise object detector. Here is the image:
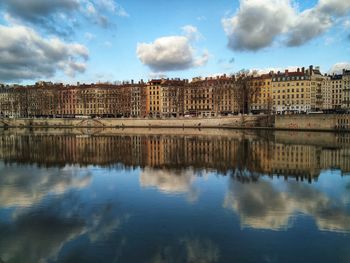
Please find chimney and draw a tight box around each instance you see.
[302,67,305,73]
[285,69,288,75]
[297,68,300,73]
[309,65,313,75]
[131,79,134,84]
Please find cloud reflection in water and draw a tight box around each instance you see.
[224,177,350,232]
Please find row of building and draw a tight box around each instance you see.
[0,65,349,118]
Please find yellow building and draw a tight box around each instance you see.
[146,80,162,117]
[250,73,273,114]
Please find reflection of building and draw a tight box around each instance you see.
[0,132,349,179]
[271,144,320,181]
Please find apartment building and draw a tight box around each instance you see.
[161,79,186,117]
[184,75,239,117]
[329,74,342,110]
[0,65,349,118]
[272,68,311,114]
[250,73,273,114]
[184,78,214,117]
[130,81,147,117]
[343,70,350,109]
[0,86,14,117]
[146,79,162,117]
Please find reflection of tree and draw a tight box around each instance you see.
[230,136,264,183]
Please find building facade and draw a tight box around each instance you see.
[272,68,312,114]
[0,65,349,118]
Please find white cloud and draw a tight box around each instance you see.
[86,2,96,15]
[223,0,350,51]
[328,62,350,74]
[96,0,129,17]
[1,0,129,34]
[250,65,300,75]
[344,19,350,29]
[83,0,129,27]
[104,41,113,47]
[181,25,203,41]
[196,16,206,21]
[0,25,89,82]
[222,0,295,51]
[137,26,209,72]
[1,0,80,35]
[84,32,95,40]
[115,4,129,17]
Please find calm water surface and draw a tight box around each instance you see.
[0,128,350,263]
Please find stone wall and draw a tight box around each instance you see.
[275,114,350,131]
[0,115,266,128]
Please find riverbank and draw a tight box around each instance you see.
[0,115,269,129]
[0,114,349,131]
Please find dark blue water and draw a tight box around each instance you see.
[0,129,349,263]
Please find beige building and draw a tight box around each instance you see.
[0,86,14,117]
[329,74,342,110]
[309,66,326,111]
[184,75,239,117]
[271,65,328,114]
[272,68,311,114]
[161,79,186,117]
[342,70,350,110]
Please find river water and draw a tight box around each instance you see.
[0,128,349,263]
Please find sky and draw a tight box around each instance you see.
[0,0,349,84]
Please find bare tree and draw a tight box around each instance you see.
[234,73,260,115]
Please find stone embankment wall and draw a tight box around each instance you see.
[3,114,349,131]
[0,115,268,129]
[275,114,350,131]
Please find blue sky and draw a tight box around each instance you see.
[0,0,349,84]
